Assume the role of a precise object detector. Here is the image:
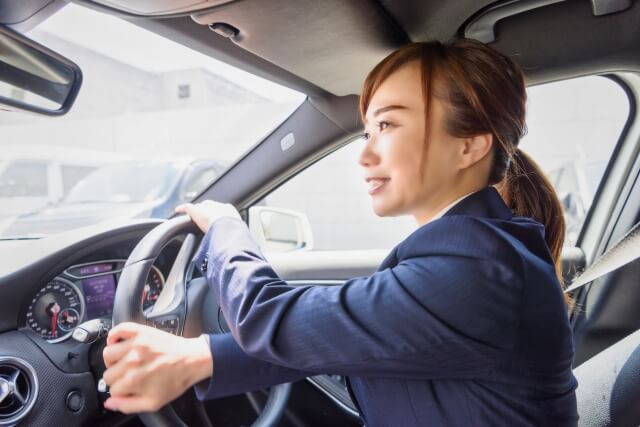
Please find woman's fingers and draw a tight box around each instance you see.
[102,339,132,368]
[104,395,158,414]
[175,201,210,232]
[102,357,128,387]
[107,322,141,345]
[99,326,214,414]
[103,345,147,384]
[174,203,193,215]
[108,368,144,397]
[175,200,241,233]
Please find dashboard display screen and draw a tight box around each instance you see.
[79,263,113,276]
[82,274,116,319]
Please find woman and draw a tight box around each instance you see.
[101,39,578,426]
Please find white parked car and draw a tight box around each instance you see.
[0,145,123,221]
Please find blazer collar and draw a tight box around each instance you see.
[377,186,512,271]
[443,186,512,221]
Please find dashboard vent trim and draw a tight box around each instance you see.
[0,357,38,426]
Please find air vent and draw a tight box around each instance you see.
[0,357,38,426]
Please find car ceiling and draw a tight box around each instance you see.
[1,0,640,100]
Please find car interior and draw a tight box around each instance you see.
[1,0,640,426]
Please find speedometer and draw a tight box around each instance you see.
[142,266,164,310]
[26,278,84,343]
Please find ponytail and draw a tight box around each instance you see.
[498,149,573,309]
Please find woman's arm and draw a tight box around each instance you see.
[100,205,523,413]
[194,333,313,400]
[195,216,523,379]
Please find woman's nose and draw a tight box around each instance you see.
[358,135,380,168]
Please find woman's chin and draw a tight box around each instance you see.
[371,200,398,217]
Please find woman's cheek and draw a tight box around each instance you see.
[380,131,404,161]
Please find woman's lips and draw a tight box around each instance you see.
[366,177,390,195]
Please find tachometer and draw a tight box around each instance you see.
[26,278,84,342]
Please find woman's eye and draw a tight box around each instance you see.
[377,121,390,131]
[363,121,391,140]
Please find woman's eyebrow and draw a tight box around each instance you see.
[364,104,409,125]
[373,105,408,117]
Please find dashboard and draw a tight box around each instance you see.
[0,220,181,426]
[25,259,164,343]
[0,219,361,425]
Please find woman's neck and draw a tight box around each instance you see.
[413,184,487,226]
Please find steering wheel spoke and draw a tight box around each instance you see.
[143,233,197,336]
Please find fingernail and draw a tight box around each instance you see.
[104,399,114,410]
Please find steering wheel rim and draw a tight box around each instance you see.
[112,215,291,427]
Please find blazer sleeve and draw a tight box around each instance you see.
[194,217,523,379]
[193,333,313,400]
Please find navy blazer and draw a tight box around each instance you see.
[193,187,578,426]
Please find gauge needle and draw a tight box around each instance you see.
[51,303,60,336]
[142,284,150,302]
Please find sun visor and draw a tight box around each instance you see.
[190,0,408,96]
[79,0,236,16]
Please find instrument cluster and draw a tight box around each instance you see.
[25,260,164,342]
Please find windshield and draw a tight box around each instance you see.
[65,162,182,204]
[583,161,607,197]
[0,4,304,238]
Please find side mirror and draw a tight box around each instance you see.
[0,25,82,115]
[248,206,314,252]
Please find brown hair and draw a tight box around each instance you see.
[360,39,570,306]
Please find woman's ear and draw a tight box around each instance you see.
[459,133,493,169]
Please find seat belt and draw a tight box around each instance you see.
[565,220,640,293]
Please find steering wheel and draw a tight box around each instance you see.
[111,215,291,427]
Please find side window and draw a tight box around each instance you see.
[257,140,416,251]
[256,76,629,252]
[0,160,48,197]
[60,165,97,195]
[520,76,629,245]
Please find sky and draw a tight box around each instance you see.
[31,2,305,103]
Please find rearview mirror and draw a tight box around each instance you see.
[249,206,314,252]
[0,25,82,115]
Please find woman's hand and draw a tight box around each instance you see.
[175,200,241,233]
[102,322,213,414]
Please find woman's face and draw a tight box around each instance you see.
[360,61,470,224]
